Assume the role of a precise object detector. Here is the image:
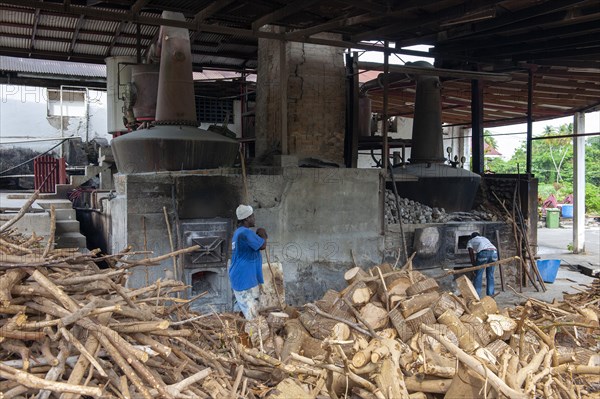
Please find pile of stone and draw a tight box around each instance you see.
[385,190,497,224]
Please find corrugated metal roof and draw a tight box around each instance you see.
[0,55,106,77]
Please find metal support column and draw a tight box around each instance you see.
[573,112,586,253]
[526,69,533,175]
[471,79,483,174]
[344,52,359,168]
[382,41,390,171]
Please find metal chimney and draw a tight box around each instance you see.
[391,61,481,212]
[111,11,238,173]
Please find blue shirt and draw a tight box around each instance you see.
[229,226,265,291]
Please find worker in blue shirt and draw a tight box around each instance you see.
[229,204,267,319]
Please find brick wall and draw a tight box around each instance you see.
[256,30,345,164]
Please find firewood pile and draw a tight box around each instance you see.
[249,261,599,399]
[0,197,598,398]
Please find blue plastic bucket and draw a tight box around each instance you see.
[561,204,573,218]
[536,259,561,283]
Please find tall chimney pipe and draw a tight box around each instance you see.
[155,11,196,123]
[409,61,446,164]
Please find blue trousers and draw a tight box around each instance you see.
[473,249,498,297]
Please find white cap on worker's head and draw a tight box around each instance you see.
[236,204,253,221]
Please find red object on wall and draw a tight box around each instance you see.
[34,156,67,193]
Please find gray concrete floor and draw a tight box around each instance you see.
[495,225,599,308]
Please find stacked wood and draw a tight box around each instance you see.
[1,198,598,399]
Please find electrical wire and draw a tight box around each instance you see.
[0,138,68,176]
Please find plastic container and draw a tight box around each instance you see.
[546,208,560,228]
[561,204,573,218]
[536,259,561,283]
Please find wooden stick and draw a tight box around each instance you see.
[162,206,178,282]
[444,257,520,276]
[304,303,374,338]
[0,363,102,397]
[495,229,506,291]
[120,245,200,267]
[265,249,285,310]
[0,190,40,234]
[421,324,528,399]
[42,205,56,258]
[59,327,107,378]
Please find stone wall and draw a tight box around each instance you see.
[256,30,346,165]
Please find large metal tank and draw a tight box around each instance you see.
[131,63,159,121]
[105,56,136,135]
[391,61,481,212]
[111,11,238,173]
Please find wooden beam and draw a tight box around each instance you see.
[358,62,512,81]
[336,0,388,14]
[437,19,600,53]
[251,0,320,31]
[30,7,41,50]
[131,0,151,14]
[285,12,374,40]
[352,0,499,42]
[193,0,236,25]
[445,0,591,41]
[105,21,125,57]
[68,14,85,55]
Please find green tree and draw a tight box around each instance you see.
[541,124,573,183]
[484,130,498,152]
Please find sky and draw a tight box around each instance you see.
[355,44,600,160]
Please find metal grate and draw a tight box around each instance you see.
[196,97,234,124]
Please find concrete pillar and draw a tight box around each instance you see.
[256,29,346,165]
[573,112,585,253]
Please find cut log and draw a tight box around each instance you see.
[281,319,309,362]
[373,358,409,399]
[352,339,380,368]
[269,378,311,399]
[385,275,411,294]
[331,323,351,341]
[299,307,339,340]
[405,278,439,297]
[315,289,340,313]
[486,339,514,359]
[350,281,374,306]
[359,303,388,331]
[444,364,493,399]
[437,309,480,353]
[468,296,498,320]
[400,291,441,318]
[389,309,413,343]
[267,312,289,332]
[405,308,436,334]
[344,267,369,285]
[487,314,518,341]
[433,293,465,318]
[405,376,452,394]
[455,275,480,302]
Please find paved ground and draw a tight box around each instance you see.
[495,225,599,308]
